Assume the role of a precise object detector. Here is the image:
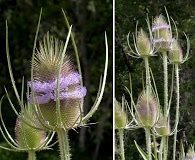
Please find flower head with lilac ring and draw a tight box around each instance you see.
[28,72,87,104]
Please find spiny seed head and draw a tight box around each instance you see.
[186,145,195,160]
[28,33,87,130]
[15,116,46,149]
[33,33,74,82]
[136,90,158,127]
[155,112,170,136]
[115,99,127,129]
[137,28,151,57]
[169,39,183,64]
[152,15,172,52]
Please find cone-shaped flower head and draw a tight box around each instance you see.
[155,112,170,136]
[115,99,127,129]
[28,33,87,130]
[152,15,173,51]
[15,113,46,149]
[169,39,183,64]
[186,145,195,160]
[136,90,158,127]
[136,28,152,57]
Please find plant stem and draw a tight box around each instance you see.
[162,136,167,160]
[152,131,158,160]
[162,52,168,160]
[144,57,151,90]
[145,127,152,160]
[162,52,168,117]
[28,150,36,160]
[57,128,71,160]
[118,129,125,160]
[173,64,180,160]
[144,57,151,126]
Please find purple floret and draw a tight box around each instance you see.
[153,38,174,43]
[152,24,170,32]
[59,86,87,99]
[28,72,87,104]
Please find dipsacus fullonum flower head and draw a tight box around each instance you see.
[169,39,183,64]
[136,89,158,128]
[28,33,87,130]
[0,99,54,152]
[115,99,127,129]
[136,28,152,57]
[152,14,173,52]
[15,110,47,150]
[155,111,170,136]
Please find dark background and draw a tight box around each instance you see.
[116,0,195,159]
[0,0,113,160]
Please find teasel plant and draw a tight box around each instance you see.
[3,8,108,160]
[118,7,190,160]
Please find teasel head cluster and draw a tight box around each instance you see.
[28,33,87,131]
[3,9,108,160]
[5,9,108,134]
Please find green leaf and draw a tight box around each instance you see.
[134,140,148,160]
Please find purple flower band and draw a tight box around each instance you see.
[28,72,81,93]
[28,72,87,104]
[152,24,170,32]
[186,158,195,160]
[153,38,174,43]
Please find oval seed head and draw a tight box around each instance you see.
[152,15,172,51]
[155,112,170,136]
[186,145,195,160]
[15,117,46,149]
[169,39,183,64]
[28,33,87,130]
[115,99,127,129]
[137,29,151,57]
[136,90,158,127]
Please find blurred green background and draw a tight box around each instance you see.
[0,0,112,160]
[116,0,195,159]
